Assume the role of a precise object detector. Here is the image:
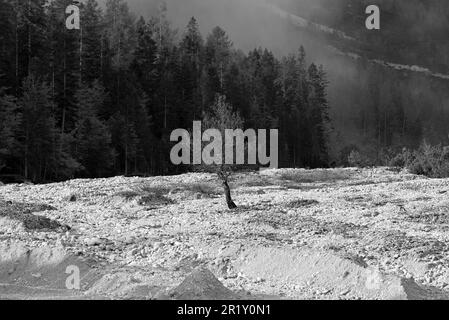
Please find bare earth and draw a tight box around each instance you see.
[1,168,449,300]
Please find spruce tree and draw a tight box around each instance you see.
[180,17,204,120]
[81,0,104,84]
[0,87,20,173]
[18,75,79,182]
[307,63,330,167]
[204,27,233,104]
[73,81,114,177]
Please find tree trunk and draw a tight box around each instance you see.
[222,178,237,209]
[24,141,28,180]
[125,142,128,176]
[27,0,31,76]
[15,0,19,94]
[60,33,67,158]
[100,34,103,83]
[164,95,167,129]
[79,26,83,84]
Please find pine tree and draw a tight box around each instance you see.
[73,81,114,177]
[0,1,16,91]
[0,87,20,173]
[147,4,178,131]
[19,0,48,78]
[204,26,233,103]
[108,111,138,175]
[180,17,204,119]
[308,63,330,167]
[18,75,78,182]
[1,0,48,93]
[243,48,279,128]
[103,0,136,108]
[277,54,303,166]
[103,0,136,71]
[131,16,158,105]
[81,0,104,84]
[103,0,142,175]
[47,0,82,162]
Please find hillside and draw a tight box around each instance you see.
[274,0,449,74]
[1,168,449,299]
[105,0,449,160]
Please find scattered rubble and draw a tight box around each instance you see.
[1,168,449,299]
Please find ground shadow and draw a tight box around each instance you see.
[0,200,69,232]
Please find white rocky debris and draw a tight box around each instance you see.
[1,168,449,299]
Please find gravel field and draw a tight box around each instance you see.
[1,167,449,300]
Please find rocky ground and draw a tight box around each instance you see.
[1,167,449,300]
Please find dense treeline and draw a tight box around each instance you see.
[0,0,330,182]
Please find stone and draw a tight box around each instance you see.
[340,289,350,296]
[123,236,135,245]
[154,242,163,249]
[403,259,432,279]
[84,237,102,246]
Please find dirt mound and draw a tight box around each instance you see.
[163,267,240,300]
[85,272,163,299]
[234,247,443,300]
[0,242,167,300]
[0,242,102,299]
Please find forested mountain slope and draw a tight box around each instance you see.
[121,0,449,162]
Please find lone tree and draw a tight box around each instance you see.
[201,95,243,209]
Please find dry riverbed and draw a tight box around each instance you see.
[1,168,449,300]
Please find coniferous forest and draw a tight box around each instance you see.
[0,0,330,182]
[2,0,449,183]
